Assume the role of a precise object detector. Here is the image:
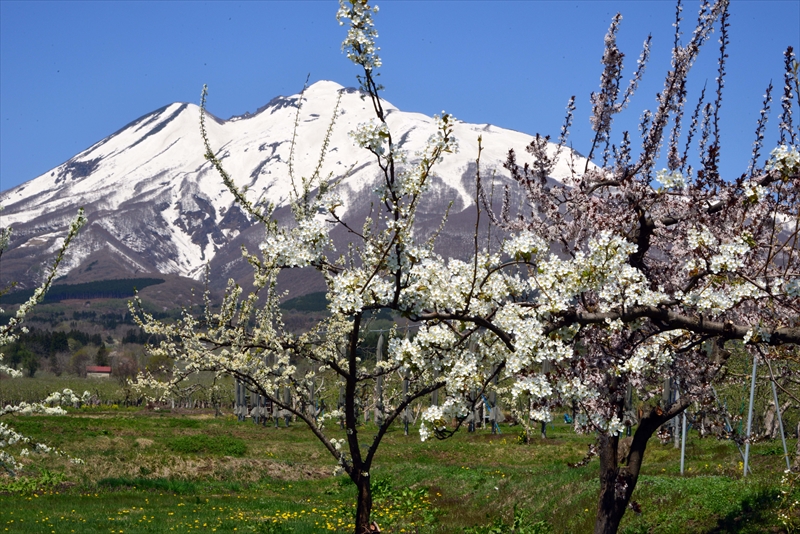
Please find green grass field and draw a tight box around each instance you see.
[1,405,797,534]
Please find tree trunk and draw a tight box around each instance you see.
[594,401,690,533]
[354,474,373,534]
[763,400,791,439]
[595,433,632,534]
[763,400,777,439]
[347,314,376,534]
[793,422,800,471]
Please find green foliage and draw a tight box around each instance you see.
[167,434,248,457]
[123,327,166,345]
[70,346,94,376]
[67,337,83,353]
[145,352,172,376]
[94,344,109,366]
[0,469,65,495]
[0,375,118,406]
[465,506,553,534]
[168,418,202,429]
[279,291,329,312]
[1,328,104,362]
[22,349,39,377]
[2,342,27,370]
[50,331,69,352]
[369,476,439,530]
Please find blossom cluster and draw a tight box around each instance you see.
[528,231,666,315]
[0,423,29,472]
[393,114,459,197]
[261,216,331,268]
[350,120,389,156]
[656,168,687,189]
[786,278,800,298]
[502,231,548,262]
[743,325,772,344]
[742,180,767,203]
[42,389,92,407]
[766,144,800,176]
[620,331,683,375]
[419,397,472,442]
[336,0,381,71]
[708,236,751,274]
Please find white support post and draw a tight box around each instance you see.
[679,385,687,475]
[771,378,791,471]
[309,374,316,422]
[744,353,758,477]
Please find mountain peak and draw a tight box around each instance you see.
[1,83,587,292]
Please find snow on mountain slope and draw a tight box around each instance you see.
[1,80,586,288]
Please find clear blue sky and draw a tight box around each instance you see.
[1,1,798,192]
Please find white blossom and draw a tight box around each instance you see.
[350,120,389,156]
[744,325,772,344]
[742,180,767,203]
[503,231,548,262]
[686,225,717,250]
[766,144,800,175]
[785,278,800,298]
[336,0,381,71]
[656,168,687,189]
[709,236,751,274]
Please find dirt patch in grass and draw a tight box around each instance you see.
[94,435,126,449]
[169,409,218,418]
[71,453,332,483]
[144,457,332,482]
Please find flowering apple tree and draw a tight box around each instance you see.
[129,2,522,532]
[450,1,799,531]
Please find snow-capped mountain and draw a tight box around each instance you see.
[1,80,584,295]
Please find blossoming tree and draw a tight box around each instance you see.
[132,0,799,533]
[459,1,799,531]
[131,2,515,532]
[1,208,88,473]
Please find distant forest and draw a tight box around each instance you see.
[0,278,164,305]
[279,291,328,312]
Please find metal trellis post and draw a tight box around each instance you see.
[744,353,758,477]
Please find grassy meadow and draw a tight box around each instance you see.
[1,395,798,534]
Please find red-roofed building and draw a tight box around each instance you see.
[86,365,112,378]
